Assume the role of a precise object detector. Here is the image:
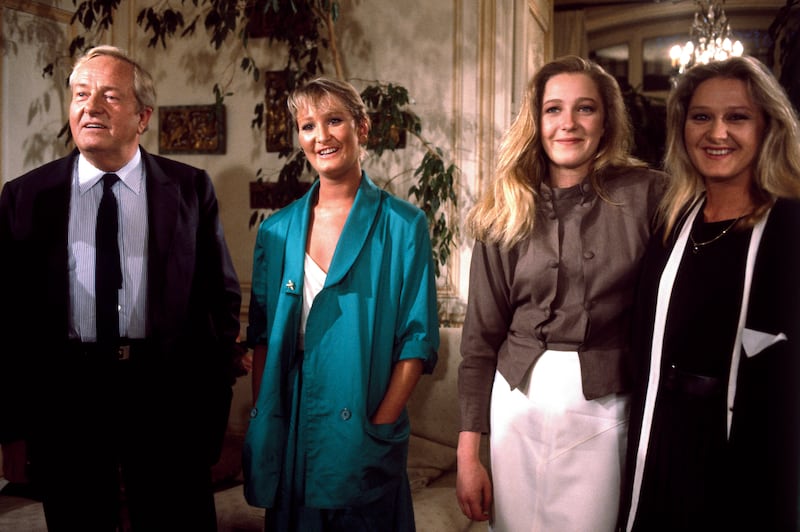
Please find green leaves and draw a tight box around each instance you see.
[71,0,121,33]
[361,82,459,277]
[409,149,459,274]
[212,84,233,106]
[361,83,421,156]
[202,0,239,49]
[137,7,186,48]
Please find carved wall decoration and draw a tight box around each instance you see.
[264,70,293,152]
[158,104,226,155]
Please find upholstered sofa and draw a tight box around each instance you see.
[0,326,488,532]
[406,326,490,532]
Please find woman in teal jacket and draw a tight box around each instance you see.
[243,77,439,531]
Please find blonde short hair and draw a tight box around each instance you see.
[287,77,370,133]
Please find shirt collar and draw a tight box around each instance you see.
[77,148,144,195]
[540,176,596,205]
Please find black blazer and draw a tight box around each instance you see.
[0,148,242,460]
[620,198,800,531]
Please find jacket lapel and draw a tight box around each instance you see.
[141,149,180,335]
[325,173,381,287]
[142,149,179,282]
[283,181,318,297]
[46,152,79,336]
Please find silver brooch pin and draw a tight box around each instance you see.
[285,280,295,291]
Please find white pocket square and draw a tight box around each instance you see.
[742,328,787,358]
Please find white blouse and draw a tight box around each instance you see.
[298,253,327,350]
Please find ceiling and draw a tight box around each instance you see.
[554,0,685,11]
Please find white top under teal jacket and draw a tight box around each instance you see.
[243,172,439,509]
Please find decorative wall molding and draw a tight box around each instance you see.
[441,0,552,327]
[0,0,72,22]
[528,0,551,33]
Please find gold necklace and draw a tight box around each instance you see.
[689,214,746,254]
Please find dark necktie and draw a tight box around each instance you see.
[96,173,122,343]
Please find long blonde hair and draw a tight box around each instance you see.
[660,56,800,238]
[467,56,643,249]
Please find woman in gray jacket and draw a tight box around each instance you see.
[457,56,664,531]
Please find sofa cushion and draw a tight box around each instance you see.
[407,327,462,449]
[412,472,489,532]
[407,434,457,491]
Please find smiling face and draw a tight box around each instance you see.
[69,54,152,171]
[295,94,368,183]
[684,77,766,189]
[540,73,605,187]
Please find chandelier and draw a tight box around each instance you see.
[669,0,744,75]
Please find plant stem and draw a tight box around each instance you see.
[312,2,345,80]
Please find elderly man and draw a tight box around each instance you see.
[0,45,241,531]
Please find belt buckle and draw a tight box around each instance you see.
[117,345,131,361]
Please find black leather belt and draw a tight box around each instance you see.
[66,338,150,361]
[663,364,724,398]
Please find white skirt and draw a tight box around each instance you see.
[489,350,630,532]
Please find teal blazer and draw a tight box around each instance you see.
[243,172,439,508]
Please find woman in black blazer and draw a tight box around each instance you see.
[620,56,800,532]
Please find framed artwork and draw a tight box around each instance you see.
[159,104,226,154]
[264,70,293,152]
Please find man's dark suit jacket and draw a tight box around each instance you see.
[0,147,242,463]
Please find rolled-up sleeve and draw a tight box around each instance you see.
[395,211,439,374]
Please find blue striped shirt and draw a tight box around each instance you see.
[68,149,148,341]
